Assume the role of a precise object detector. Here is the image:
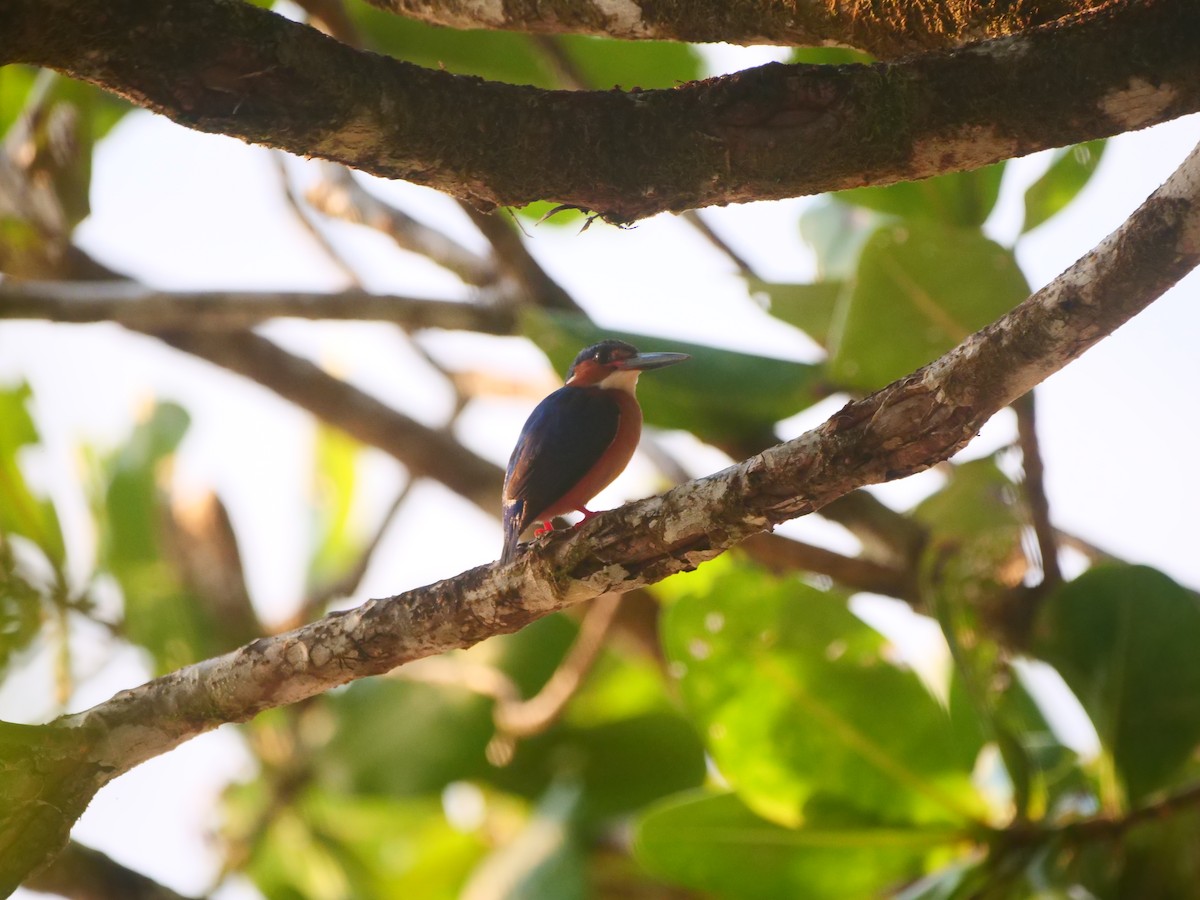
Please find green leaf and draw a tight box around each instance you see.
[1034,565,1200,802]
[662,564,987,828]
[461,782,587,900]
[837,164,1006,229]
[799,199,881,280]
[1021,141,1106,235]
[231,786,485,900]
[829,222,1029,391]
[751,277,845,348]
[93,403,227,673]
[635,791,965,900]
[523,311,830,443]
[791,47,875,66]
[0,66,39,137]
[320,678,496,798]
[350,7,554,86]
[0,540,43,675]
[555,35,703,89]
[569,713,706,821]
[307,425,364,594]
[0,382,65,568]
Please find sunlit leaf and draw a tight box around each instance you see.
[0,381,65,568]
[829,222,1029,391]
[307,425,363,594]
[1021,141,1106,234]
[636,791,966,900]
[1034,565,1200,802]
[524,311,829,443]
[230,784,485,900]
[93,403,236,672]
[662,565,987,828]
[837,164,1006,229]
[0,540,43,675]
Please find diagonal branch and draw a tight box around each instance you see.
[22,839,201,900]
[5,132,1199,899]
[147,328,505,515]
[49,136,1200,798]
[3,0,1197,222]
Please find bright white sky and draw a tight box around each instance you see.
[4,42,1200,896]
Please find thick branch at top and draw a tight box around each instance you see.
[2,0,1198,222]
[369,0,1108,58]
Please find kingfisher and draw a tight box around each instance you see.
[501,340,689,563]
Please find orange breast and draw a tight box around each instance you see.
[540,388,642,518]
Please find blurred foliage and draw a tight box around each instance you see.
[5,6,1200,900]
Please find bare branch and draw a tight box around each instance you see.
[4,0,1196,222]
[366,0,1109,58]
[739,533,916,601]
[23,840,201,900]
[54,134,1200,795]
[272,154,365,287]
[460,206,583,312]
[6,128,1200,900]
[490,592,623,758]
[147,328,506,516]
[1013,391,1063,588]
[306,165,500,287]
[0,280,516,333]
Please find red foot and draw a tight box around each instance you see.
[534,508,597,539]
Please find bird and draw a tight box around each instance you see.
[501,339,689,563]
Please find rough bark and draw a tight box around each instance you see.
[6,137,1199,896]
[365,0,1108,57]
[2,0,1197,222]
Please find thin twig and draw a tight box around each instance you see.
[740,532,917,601]
[681,210,759,279]
[490,592,623,758]
[460,204,583,312]
[307,165,500,287]
[271,152,363,287]
[1013,391,1062,588]
[283,479,420,630]
[148,328,506,516]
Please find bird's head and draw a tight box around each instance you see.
[564,340,690,392]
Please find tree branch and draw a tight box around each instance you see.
[147,328,505,515]
[365,0,1108,57]
[4,136,1195,893]
[3,0,1197,222]
[0,281,515,333]
[305,165,501,287]
[1013,392,1063,588]
[22,839,201,900]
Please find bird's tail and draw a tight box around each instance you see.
[501,499,526,564]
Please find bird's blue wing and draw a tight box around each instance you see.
[502,387,619,557]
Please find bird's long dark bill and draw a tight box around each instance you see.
[614,351,690,371]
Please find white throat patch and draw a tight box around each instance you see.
[596,368,641,394]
